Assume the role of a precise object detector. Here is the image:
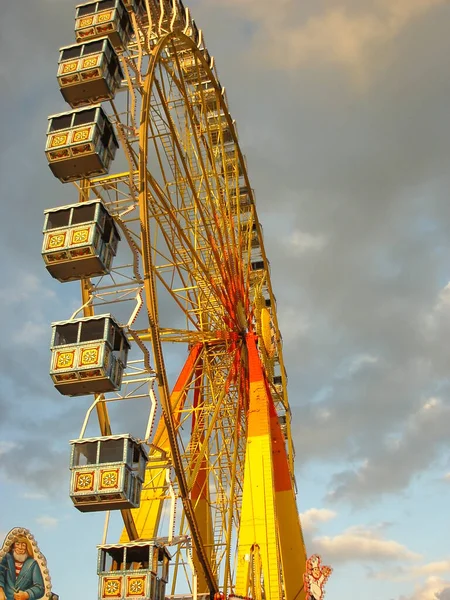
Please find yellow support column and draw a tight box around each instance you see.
[235,333,282,600]
[267,377,307,600]
[190,361,213,593]
[190,443,213,592]
[121,344,203,541]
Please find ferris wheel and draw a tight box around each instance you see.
[42,1,328,599]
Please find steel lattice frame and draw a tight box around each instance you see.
[50,1,308,598]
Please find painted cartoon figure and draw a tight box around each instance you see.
[0,529,51,600]
[303,554,332,600]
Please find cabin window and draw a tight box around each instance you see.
[72,203,97,225]
[251,261,264,271]
[106,322,116,348]
[102,217,113,243]
[157,557,163,580]
[100,551,114,573]
[108,56,119,77]
[46,209,71,230]
[127,441,137,468]
[120,12,130,31]
[73,108,97,126]
[138,451,146,479]
[101,126,112,148]
[79,318,106,342]
[73,441,98,466]
[222,128,233,144]
[112,326,123,352]
[55,323,79,346]
[62,46,82,61]
[125,546,150,570]
[98,438,124,464]
[78,4,97,16]
[82,40,104,55]
[119,344,129,365]
[50,115,72,131]
[98,0,116,9]
[127,442,145,477]
[101,548,124,572]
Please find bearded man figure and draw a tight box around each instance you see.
[0,537,45,600]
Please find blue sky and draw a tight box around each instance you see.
[1,0,450,599]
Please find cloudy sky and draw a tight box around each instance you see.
[1,0,450,598]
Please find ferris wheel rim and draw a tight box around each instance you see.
[112,23,295,578]
[130,29,291,403]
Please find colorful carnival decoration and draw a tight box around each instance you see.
[303,555,333,600]
[0,528,54,600]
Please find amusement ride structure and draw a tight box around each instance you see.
[42,1,332,599]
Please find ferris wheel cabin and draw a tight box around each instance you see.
[49,314,130,396]
[97,542,171,600]
[121,0,146,15]
[207,114,234,146]
[75,0,133,49]
[229,186,252,214]
[69,434,148,512]
[193,86,219,114]
[57,38,123,108]
[42,200,120,282]
[46,105,118,182]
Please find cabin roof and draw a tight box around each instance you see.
[69,433,148,458]
[58,36,112,52]
[97,540,172,559]
[51,313,130,348]
[47,104,106,121]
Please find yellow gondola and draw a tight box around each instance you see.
[57,38,123,108]
[42,199,120,282]
[45,105,118,182]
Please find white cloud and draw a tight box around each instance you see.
[22,492,48,500]
[313,525,421,563]
[277,307,310,344]
[327,396,450,503]
[348,353,379,375]
[375,560,450,582]
[316,408,332,421]
[336,353,379,379]
[300,508,337,533]
[12,320,48,346]
[288,230,327,254]
[402,577,450,600]
[203,0,446,82]
[0,442,18,456]
[282,0,445,73]
[35,516,59,529]
[411,562,450,577]
[0,272,54,306]
[436,587,450,600]
[422,283,450,337]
